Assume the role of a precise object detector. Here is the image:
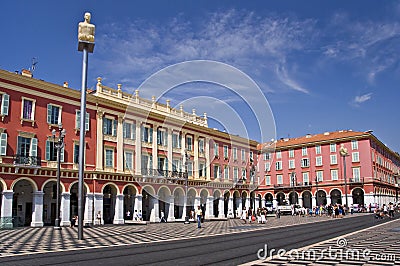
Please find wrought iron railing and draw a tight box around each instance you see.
[13,155,40,166]
[141,168,187,179]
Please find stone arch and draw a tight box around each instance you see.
[158,186,172,221]
[223,190,231,217]
[11,177,38,191]
[315,189,327,206]
[213,190,222,217]
[12,179,36,226]
[302,190,312,208]
[122,185,137,220]
[276,192,285,205]
[102,183,118,224]
[288,191,299,205]
[351,187,364,205]
[41,178,66,193]
[330,189,342,205]
[173,187,185,219]
[141,185,156,222]
[68,181,90,193]
[0,177,7,190]
[233,190,241,217]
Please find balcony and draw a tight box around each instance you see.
[13,155,40,167]
[141,168,186,179]
[274,182,312,189]
[349,177,364,184]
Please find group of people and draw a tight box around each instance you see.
[240,207,268,224]
[374,202,396,219]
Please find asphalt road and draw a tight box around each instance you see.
[0,214,393,266]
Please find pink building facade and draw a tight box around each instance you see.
[257,130,400,210]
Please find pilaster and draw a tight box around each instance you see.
[60,192,71,227]
[31,191,44,227]
[116,115,124,172]
[96,110,104,170]
[1,190,13,228]
[113,194,125,224]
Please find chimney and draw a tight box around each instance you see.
[21,69,32,78]
[63,82,69,88]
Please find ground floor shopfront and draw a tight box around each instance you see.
[256,180,398,210]
[0,169,258,228]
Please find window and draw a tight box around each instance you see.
[214,143,219,157]
[172,133,181,148]
[302,172,309,184]
[76,111,90,131]
[289,159,295,169]
[213,165,220,178]
[275,161,282,170]
[141,155,152,170]
[224,165,229,179]
[276,151,282,159]
[331,169,338,180]
[74,143,79,164]
[330,154,337,165]
[124,151,133,170]
[104,118,117,136]
[141,125,152,143]
[288,149,294,158]
[199,138,205,153]
[199,163,205,177]
[241,149,245,161]
[316,156,322,166]
[302,147,307,156]
[264,152,270,160]
[16,136,38,165]
[351,140,358,150]
[265,175,271,185]
[330,143,336,152]
[0,93,9,117]
[233,167,238,183]
[157,128,167,146]
[105,149,114,168]
[0,132,7,155]
[315,145,321,154]
[47,104,61,125]
[352,152,360,162]
[242,168,247,180]
[277,174,283,185]
[173,159,182,172]
[233,147,238,160]
[301,158,309,167]
[123,122,135,140]
[223,145,229,158]
[265,162,271,171]
[316,171,323,182]
[186,135,193,151]
[250,151,254,161]
[21,97,35,121]
[352,167,360,181]
[187,161,193,176]
[45,140,64,162]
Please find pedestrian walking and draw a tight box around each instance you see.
[196,206,202,228]
[126,210,131,220]
[71,215,76,227]
[96,211,102,225]
[160,210,166,223]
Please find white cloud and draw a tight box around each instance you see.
[353,93,373,106]
[275,64,309,94]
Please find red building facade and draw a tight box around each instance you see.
[0,69,258,228]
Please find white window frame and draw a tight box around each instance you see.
[302,146,307,156]
[241,149,245,161]
[288,149,294,158]
[352,167,360,181]
[330,154,337,165]
[0,92,10,119]
[277,174,283,185]
[213,164,220,178]
[233,167,238,182]
[224,165,229,179]
[316,156,323,166]
[47,103,62,125]
[316,170,323,182]
[21,96,35,122]
[223,145,229,159]
[301,158,309,168]
[331,169,338,180]
[105,148,114,168]
[186,135,193,151]
[214,142,219,157]
[315,145,321,154]
[302,172,309,184]
[275,161,282,170]
[124,150,134,170]
[351,140,358,150]
[123,121,135,140]
[76,110,90,131]
[289,159,295,169]
[233,147,238,161]
[198,138,205,154]
[330,143,336,152]
[276,151,282,159]
[352,152,360,162]
[265,175,271,185]
[0,132,7,156]
[265,162,271,172]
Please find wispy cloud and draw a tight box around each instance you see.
[275,64,309,94]
[352,93,373,106]
[94,9,316,95]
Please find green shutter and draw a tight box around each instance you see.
[60,146,64,162]
[45,140,50,160]
[103,119,107,133]
[141,125,145,141]
[85,112,90,131]
[47,104,52,123]
[157,129,161,145]
[112,120,117,136]
[149,128,153,143]
[1,94,9,116]
[0,133,7,155]
[30,138,38,157]
[76,111,81,129]
[132,123,136,140]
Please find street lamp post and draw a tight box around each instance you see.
[77,12,95,240]
[315,176,319,206]
[183,149,190,224]
[52,124,66,230]
[291,171,296,204]
[340,144,349,210]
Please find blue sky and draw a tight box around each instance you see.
[1,1,400,152]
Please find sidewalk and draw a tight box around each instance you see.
[0,213,369,258]
[244,215,400,265]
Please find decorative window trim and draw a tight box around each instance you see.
[20,97,36,126]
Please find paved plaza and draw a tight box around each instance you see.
[0,214,367,258]
[245,216,400,265]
